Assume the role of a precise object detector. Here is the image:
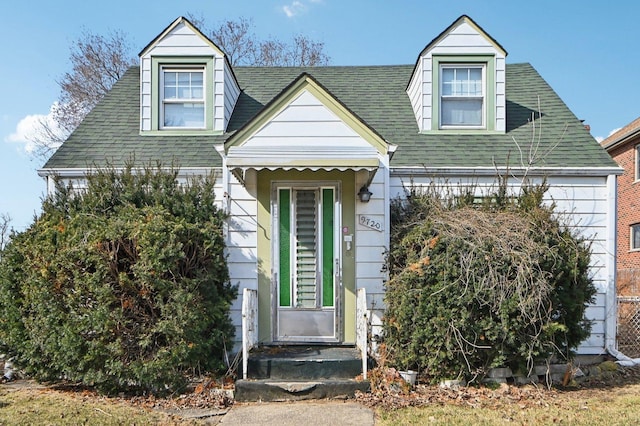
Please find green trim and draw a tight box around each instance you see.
[255,169,356,343]
[257,173,272,341]
[340,174,356,343]
[279,189,291,307]
[150,56,215,132]
[322,188,334,307]
[431,55,496,132]
[224,75,388,155]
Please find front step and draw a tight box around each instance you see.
[246,346,363,380]
[235,379,370,402]
[235,346,369,402]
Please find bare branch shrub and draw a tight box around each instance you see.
[384,180,595,383]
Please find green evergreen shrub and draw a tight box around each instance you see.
[0,164,236,394]
[383,182,595,383]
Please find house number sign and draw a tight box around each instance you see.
[359,215,383,232]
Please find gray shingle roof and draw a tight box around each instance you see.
[43,67,225,170]
[43,63,617,170]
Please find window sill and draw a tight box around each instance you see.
[420,129,504,135]
[140,129,224,136]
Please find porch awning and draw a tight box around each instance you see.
[226,145,380,183]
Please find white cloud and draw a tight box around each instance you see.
[608,127,622,137]
[283,1,305,17]
[5,104,63,154]
[595,127,622,144]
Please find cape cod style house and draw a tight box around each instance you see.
[39,15,621,385]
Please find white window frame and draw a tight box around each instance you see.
[439,64,486,129]
[631,223,640,251]
[160,66,206,129]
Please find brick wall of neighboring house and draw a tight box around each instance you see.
[607,133,640,296]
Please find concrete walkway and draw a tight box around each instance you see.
[218,400,375,425]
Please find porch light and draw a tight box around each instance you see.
[358,185,372,202]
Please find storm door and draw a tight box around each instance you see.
[273,184,340,342]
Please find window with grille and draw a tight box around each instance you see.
[161,68,205,128]
[440,65,485,128]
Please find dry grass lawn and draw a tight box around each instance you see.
[0,384,198,425]
[3,365,640,425]
[376,383,640,425]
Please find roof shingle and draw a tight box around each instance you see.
[43,63,617,170]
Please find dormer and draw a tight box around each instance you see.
[138,17,240,134]
[407,15,507,133]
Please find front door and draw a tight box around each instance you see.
[273,183,340,342]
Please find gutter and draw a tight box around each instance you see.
[390,166,623,177]
[602,127,640,151]
[38,166,219,178]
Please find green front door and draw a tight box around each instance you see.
[274,183,340,342]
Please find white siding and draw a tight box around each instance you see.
[407,58,423,129]
[355,160,390,340]
[495,56,506,131]
[387,172,615,355]
[407,19,506,132]
[140,56,152,131]
[422,57,433,131]
[139,20,239,132]
[213,58,225,131]
[434,22,495,49]
[225,171,259,347]
[241,90,374,149]
[224,62,240,131]
[45,168,220,197]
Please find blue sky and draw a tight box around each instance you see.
[1,0,638,231]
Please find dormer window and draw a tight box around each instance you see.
[440,64,485,128]
[406,15,506,133]
[139,17,240,134]
[161,67,205,129]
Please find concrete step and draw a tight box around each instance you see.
[245,346,363,380]
[234,378,370,402]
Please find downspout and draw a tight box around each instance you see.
[215,144,231,244]
[606,173,640,366]
[605,173,617,351]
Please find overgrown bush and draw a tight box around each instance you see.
[383,181,596,383]
[0,164,236,394]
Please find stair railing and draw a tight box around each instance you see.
[356,287,369,380]
[241,288,258,380]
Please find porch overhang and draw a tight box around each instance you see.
[226,145,380,184]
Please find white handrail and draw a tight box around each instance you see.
[356,287,369,380]
[241,288,258,380]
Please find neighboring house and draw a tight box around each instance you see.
[602,118,640,295]
[39,15,621,357]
